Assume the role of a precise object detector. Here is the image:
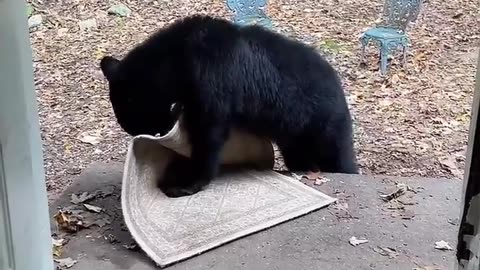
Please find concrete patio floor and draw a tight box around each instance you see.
[50,162,461,270]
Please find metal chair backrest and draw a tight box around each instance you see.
[378,0,423,32]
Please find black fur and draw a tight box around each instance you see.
[100,15,358,197]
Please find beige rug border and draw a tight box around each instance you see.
[121,138,337,268]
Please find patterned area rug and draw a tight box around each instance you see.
[121,128,336,268]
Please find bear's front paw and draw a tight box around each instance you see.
[157,156,207,198]
[159,183,203,198]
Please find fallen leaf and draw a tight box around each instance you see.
[71,189,113,204]
[387,200,405,210]
[379,99,393,107]
[332,202,349,211]
[105,233,117,243]
[55,257,77,268]
[91,217,111,228]
[304,171,321,180]
[290,172,302,180]
[349,236,369,246]
[414,52,427,62]
[457,113,470,124]
[99,186,115,197]
[107,3,132,17]
[52,245,63,257]
[93,47,107,60]
[123,243,140,251]
[434,240,453,251]
[83,203,102,213]
[301,171,332,185]
[52,237,66,247]
[71,192,96,204]
[391,74,400,84]
[439,157,462,178]
[379,183,408,202]
[52,238,65,257]
[398,198,415,205]
[314,177,331,185]
[329,201,356,219]
[53,210,87,233]
[452,12,464,19]
[413,266,440,270]
[373,246,399,258]
[78,18,97,31]
[397,71,406,78]
[28,14,42,28]
[57,27,69,37]
[78,132,101,145]
[64,142,73,154]
[448,218,459,226]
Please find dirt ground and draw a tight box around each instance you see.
[27,0,479,201]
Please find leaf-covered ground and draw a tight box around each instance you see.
[28,0,479,201]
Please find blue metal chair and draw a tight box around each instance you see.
[360,0,423,75]
[226,0,272,29]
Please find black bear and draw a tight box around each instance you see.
[100,14,358,198]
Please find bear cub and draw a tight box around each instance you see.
[100,14,358,198]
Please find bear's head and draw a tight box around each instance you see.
[100,55,177,136]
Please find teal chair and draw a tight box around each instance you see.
[226,0,272,29]
[360,0,423,75]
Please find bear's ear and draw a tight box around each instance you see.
[100,56,120,80]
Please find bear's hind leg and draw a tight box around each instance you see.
[312,126,359,174]
[277,138,319,172]
[278,123,358,174]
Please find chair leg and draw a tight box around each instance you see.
[379,44,389,76]
[360,36,370,64]
[361,44,366,64]
[402,44,407,67]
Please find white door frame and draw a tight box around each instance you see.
[0,0,54,269]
